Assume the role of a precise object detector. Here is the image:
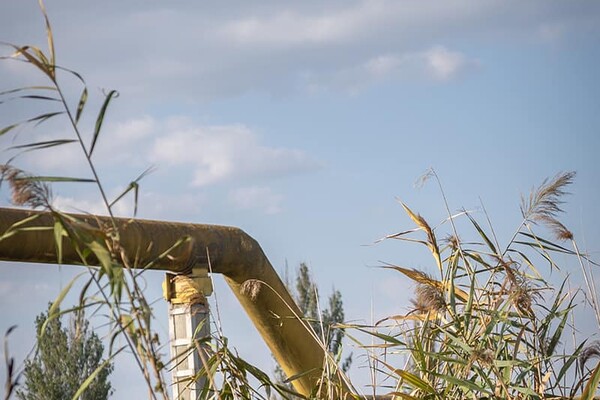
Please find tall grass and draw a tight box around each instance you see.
[352,170,600,399]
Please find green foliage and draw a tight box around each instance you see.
[294,263,351,369]
[16,305,113,400]
[274,263,352,391]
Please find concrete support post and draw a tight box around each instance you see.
[163,268,213,400]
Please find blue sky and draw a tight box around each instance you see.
[1,1,600,397]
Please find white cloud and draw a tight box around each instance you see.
[110,115,155,143]
[52,193,133,217]
[423,46,474,81]
[136,191,207,221]
[218,2,390,47]
[21,115,156,173]
[308,46,478,93]
[150,119,321,186]
[2,1,597,99]
[229,186,283,214]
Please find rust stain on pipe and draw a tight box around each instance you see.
[0,207,345,397]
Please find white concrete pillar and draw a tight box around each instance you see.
[163,268,213,400]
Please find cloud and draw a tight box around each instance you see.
[229,186,284,214]
[150,119,321,186]
[218,2,388,47]
[52,194,133,216]
[308,46,478,93]
[19,115,156,174]
[423,46,475,81]
[3,1,597,100]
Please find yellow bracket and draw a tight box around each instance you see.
[162,267,213,305]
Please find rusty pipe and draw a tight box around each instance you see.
[0,207,345,397]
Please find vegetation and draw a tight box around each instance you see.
[274,263,352,390]
[17,305,113,400]
[1,2,600,399]
[349,170,600,399]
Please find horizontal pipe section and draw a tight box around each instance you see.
[0,207,340,397]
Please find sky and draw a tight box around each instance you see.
[1,1,600,398]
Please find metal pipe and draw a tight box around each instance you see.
[0,207,342,397]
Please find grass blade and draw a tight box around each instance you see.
[38,0,55,69]
[10,45,54,80]
[109,166,155,217]
[400,202,442,271]
[90,89,118,156]
[9,139,76,151]
[0,86,56,96]
[53,218,66,264]
[581,361,600,400]
[29,111,64,126]
[75,87,87,123]
[0,123,18,136]
[466,212,497,254]
[394,368,436,394]
[19,176,96,183]
[40,272,85,336]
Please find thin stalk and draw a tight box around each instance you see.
[50,72,167,398]
[53,80,116,228]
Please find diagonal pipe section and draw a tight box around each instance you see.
[0,207,345,397]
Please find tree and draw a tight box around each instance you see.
[17,305,113,400]
[275,263,352,389]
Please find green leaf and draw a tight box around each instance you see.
[0,86,56,96]
[0,123,18,136]
[516,232,573,254]
[28,111,64,126]
[546,307,570,357]
[19,94,60,102]
[109,166,155,217]
[466,212,497,254]
[53,219,66,264]
[510,385,539,397]
[40,272,85,337]
[555,341,587,385]
[0,214,40,241]
[581,361,600,400]
[18,176,96,183]
[9,139,76,151]
[394,368,436,394]
[0,94,59,104]
[75,87,88,123]
[347,324,405,346]
[283,367,319,384]
[90,89,118,156]
[432,372,492,395]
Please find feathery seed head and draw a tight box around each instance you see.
[0,165,52,209]
[411,281,445,313]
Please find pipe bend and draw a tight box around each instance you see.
[0,207,345,397]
